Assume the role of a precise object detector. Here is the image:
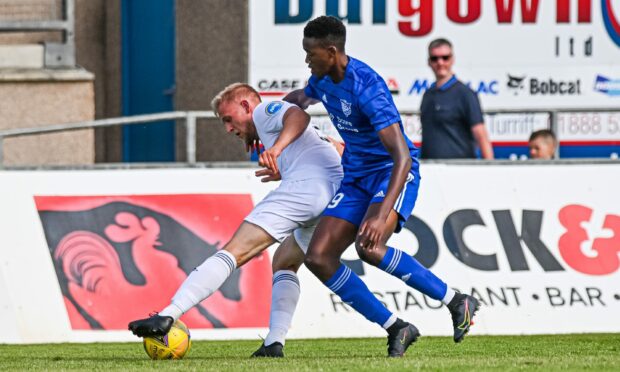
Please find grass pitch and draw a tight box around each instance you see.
[0,334,618,371]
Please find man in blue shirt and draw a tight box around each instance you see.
[282,16,480,357]
[420,38,494,159]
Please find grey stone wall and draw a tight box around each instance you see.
[175,0,249,161]
[0,0,251,163]
[0,70,95,166]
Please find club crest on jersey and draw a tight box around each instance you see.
[265,101,284,116]
[340,99,352,117]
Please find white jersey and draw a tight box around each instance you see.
[252,101,343,183]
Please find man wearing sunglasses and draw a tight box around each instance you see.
[420,38,494,159]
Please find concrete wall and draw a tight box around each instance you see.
[0,70,95,166]
[82,0,250,162]
[0,0,102,165]
[175,0,249,162]
[0,0,63,44]
[75,0,123,162]
[0,0,250,164]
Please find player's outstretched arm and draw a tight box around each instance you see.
[258,107,311,173]
[283,89,319,109]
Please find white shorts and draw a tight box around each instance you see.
[244,178,340,253]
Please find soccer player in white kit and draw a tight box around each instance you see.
[128,83,343,358]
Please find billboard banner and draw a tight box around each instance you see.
[249,0,620,111]
[0,165,619,343]
[35,195,271,331]
[311,111,620,159]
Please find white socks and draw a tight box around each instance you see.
[160,250,237,319]
[264,270,300,347]
[159,303,184,321]
[159,254,301,348]
[442,287,456,305]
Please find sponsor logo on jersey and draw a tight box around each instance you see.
[265,101,284,115]
[329,113,358,132]
[594,75,620,96]
[340,99,352,117]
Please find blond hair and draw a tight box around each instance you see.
[210,83,261,116]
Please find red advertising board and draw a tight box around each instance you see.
[35,194,272,330]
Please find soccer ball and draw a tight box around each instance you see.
[143,320,192,360]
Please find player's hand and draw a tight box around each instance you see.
[357,216,386,251]
[258,147,281,173]
[255,168,281,182]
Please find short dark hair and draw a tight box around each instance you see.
[304,16,346,51]
[428,38,453,55]
[529,129,557,143]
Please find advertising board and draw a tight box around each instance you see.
[0,165,618,343]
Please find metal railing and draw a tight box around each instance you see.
[0,107,618,168]
[0,0,74,67]
[0,111,217,168]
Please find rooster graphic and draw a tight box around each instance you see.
[37,198,271,330]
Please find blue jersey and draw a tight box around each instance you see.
[304,57,419,178]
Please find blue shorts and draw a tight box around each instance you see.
[322,166,420,233]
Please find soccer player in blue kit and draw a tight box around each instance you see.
[283,16,480,357]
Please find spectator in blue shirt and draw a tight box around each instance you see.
[420,38,494,159]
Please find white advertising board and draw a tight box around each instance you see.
[0,164,619,344]
[249,0,620,111]
[311,112,551,145]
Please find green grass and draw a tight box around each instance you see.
[1,334,619,371]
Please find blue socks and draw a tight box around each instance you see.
[379,246,448,301]
[323,247,452,330]
[325,264,395,328]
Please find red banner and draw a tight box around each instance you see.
[35,194,271,330]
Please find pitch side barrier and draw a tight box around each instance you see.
[0,161,618,344]
[1,107,619,167]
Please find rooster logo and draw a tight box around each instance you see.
[36,196,271,330]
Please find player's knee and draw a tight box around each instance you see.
[355,245,370,261]
[272,258,301,273]
[355,244,382,265]
[303,252,324,274]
